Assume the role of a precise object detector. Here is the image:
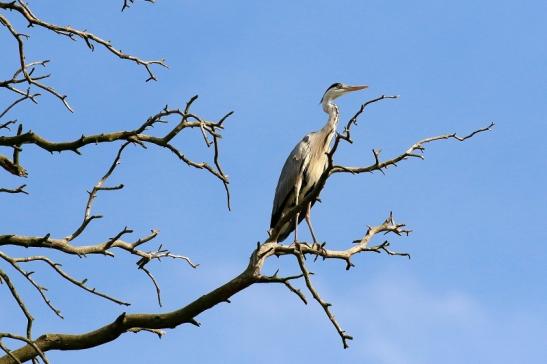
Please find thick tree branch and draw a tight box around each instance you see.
[0,334,46,364]
[0,211,411,363]
[0,341,21,364]
[0,269,256,364]
[0,141,196,327]
[0,154,26,177]
[0,2,237,361]
[0,86,493,363]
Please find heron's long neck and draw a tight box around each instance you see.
[321,100,339,147]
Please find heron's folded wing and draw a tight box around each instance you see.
[270,135,312,229]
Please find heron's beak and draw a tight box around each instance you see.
[343,85,368,92]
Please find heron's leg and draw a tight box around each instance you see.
[305,201,319,244]
[293,188,300,244]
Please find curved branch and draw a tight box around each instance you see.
[0,252,63,319]
[0,268,256,364]
[0,100,232,192]
[0,211,410,363]
[0,1,166,82]
[0,341,21,364]
[0,252,130,307]
[330,122,495,175]
[0,94,494,363]
[294,252,353,348]
[0,269,34,339]
[0,13,71,111]
[0,334,47,364]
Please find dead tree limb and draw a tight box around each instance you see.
[0,94,493,362]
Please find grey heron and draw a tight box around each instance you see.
[269,83,368,243]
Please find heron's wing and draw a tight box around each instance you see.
[270,134,312,229]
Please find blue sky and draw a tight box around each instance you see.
[1,0,546,363]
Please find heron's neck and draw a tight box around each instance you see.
[321,100,339,135]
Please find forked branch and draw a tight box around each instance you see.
[0,97,233,206]
[0,184,27,194]
[0,95,493,363]
[0,141,197,355]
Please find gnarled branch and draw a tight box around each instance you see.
[0,95,493,363]
[0,98,233,201]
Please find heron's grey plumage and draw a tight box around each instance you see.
[269,83,367,243]
[270,132,327,242]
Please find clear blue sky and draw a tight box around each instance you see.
[1,0,546,363]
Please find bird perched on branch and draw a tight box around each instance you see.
[269,83,368,243]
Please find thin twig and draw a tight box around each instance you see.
[0,185,27,194]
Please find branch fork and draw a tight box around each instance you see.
[0,82,493,363]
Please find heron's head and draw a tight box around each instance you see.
[320,83,368,106]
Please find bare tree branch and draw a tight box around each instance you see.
[0,184,27,194]
[0,90,40,120]
[0,99,232,196]
[0,154,26,177]
[0,121,16,130]
[295,252,353,348]
[139,266,163,307]
[0,13,72,111]
[330,122,495,176]
[0,269,34,339]
[0,109,493,362]
[0,2,233,362]
[65,142,130,242]
[0,252,63,319]
[1,1,495,358]
[0,341,21,364]
[0,252,129,306]
[0,1,166,88]
[328,94,399,163]
[256,270,307,304]
[0,210,412,363]
[0,334,47,364]
[121,0,156,13]
[0,143,197,273]
[126,327,164,339]
[0,141,195,322]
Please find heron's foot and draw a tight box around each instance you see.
[312,241,327,262]
[289,240,301,249]
[289,241,306,257]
